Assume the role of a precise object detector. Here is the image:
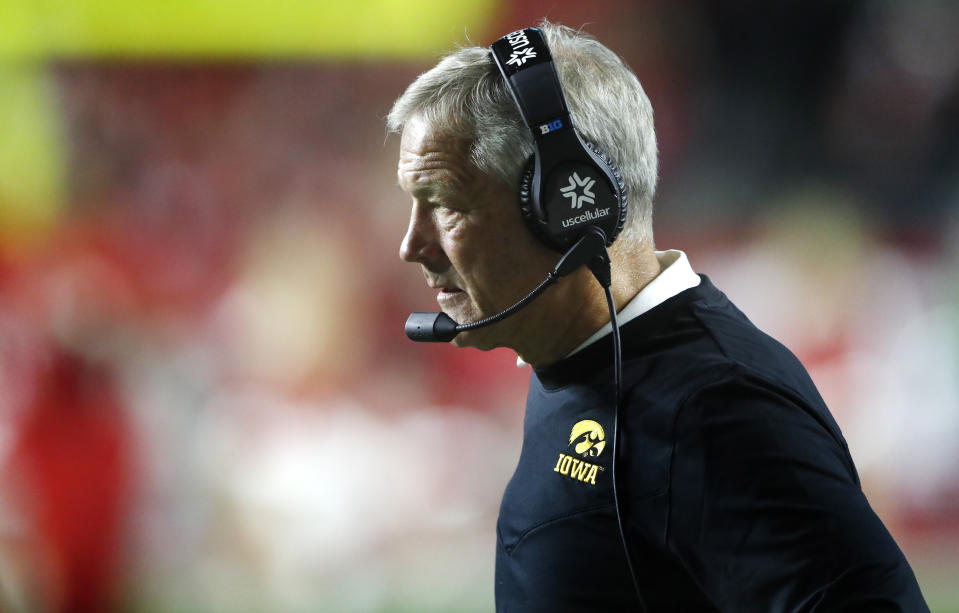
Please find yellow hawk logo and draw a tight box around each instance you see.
[568,419,606,458]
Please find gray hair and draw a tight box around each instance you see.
[387,22,658,250]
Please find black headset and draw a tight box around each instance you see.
[489,27,628,253]
[490,27,647,611]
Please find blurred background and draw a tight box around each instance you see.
[0,0,957,611]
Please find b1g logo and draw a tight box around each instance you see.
[538,119,564,135]
[552,419,606,486]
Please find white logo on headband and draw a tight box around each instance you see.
[504,30,536,67]
[560,172,596,209]
[507,47,537,66]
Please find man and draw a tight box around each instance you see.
[389,22,928,612]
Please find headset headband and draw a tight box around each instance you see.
[489,27,627,252]
[490,28,572,140]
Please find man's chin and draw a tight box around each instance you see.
[446,317,503,351]
[450,329,499,351]
[443,301,527,351]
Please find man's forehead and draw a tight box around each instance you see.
[397,119,476,196]
[396,170,463,201]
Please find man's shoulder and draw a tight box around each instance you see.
[618,276,850,466]
[622,275,823,409]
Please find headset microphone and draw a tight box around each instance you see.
[405,228,609,342]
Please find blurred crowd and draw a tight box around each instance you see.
[0,1,957,611]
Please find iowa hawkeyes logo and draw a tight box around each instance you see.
[568,420,606,458]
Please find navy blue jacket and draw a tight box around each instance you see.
[495,276,927,612]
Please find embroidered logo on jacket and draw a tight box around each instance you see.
[568,419,606,456]
[553,419,606,486]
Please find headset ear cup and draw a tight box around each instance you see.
[519,143,629,253]
[518,155,556,249]
[583,140,628,246]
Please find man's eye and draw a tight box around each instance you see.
[434,201,463,213]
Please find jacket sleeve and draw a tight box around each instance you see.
[666,376,929,612]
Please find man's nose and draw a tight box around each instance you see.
[399,201,441,264]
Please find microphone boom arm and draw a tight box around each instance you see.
[405,228,608,342]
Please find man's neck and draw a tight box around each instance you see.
[515,245,661,368]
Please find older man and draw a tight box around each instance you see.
[390,22,927,613]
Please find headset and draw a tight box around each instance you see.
[489,27,627,253]
[405,27,646,610]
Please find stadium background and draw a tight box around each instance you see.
[1,0,957,611]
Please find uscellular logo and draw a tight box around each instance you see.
[561,172,596,209]
[507,47,536,66]
[505,30,537,67]
[552,419,606,486]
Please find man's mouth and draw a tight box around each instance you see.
[437,287,465,300]
[436,286,467,308]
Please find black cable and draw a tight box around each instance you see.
[603,282,647,612]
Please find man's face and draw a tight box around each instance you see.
[397,116,557,350]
